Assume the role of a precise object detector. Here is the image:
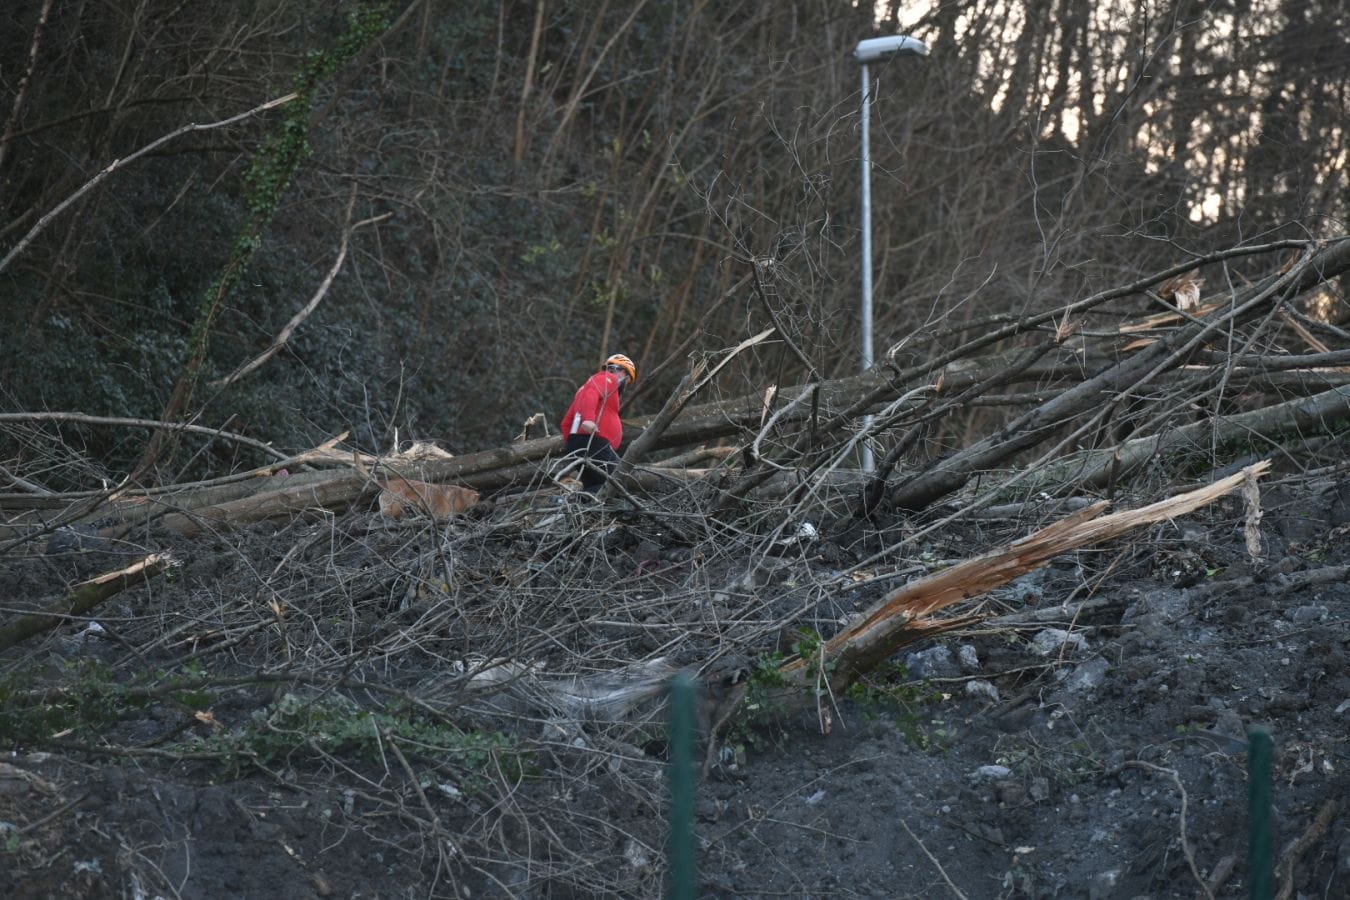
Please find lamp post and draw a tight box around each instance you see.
[854,35,928,472]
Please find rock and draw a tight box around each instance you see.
[1288,604,1329,624]
[996,781,1027,806]
[623,838,653,871]
[45,524,106,555]
[1031,628,1088,656]
[695,798,723,823]
[970,765,1012,781]
[1264,691,1305,713]
[965,679,1000,701]
[1275,555,1302,575]
[1065,656,1110,691]
[1006,571,1046,603]
[1122,589,1189,624]
[904,645,958,679]
[1029,777,1050,802]
[957,644,980,671]
[1068,794,1086,823]
[1213,710,1246,741]
[1088,868,1121,900]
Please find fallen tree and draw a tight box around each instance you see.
[3,237,1347,540]
[0,553,175,652]
[709,461,1271,742]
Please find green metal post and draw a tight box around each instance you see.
[668,674,697,900]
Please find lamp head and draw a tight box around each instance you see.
[853,35,929,63]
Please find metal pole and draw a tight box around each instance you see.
[859,61,875,473]
[667,674,697,900]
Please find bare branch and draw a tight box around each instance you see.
[0,92,298,276]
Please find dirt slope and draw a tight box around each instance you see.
[2,472,1348,899]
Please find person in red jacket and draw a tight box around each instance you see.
[559,353,636,492]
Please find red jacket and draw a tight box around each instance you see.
[560,371,624,447]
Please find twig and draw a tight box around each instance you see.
[0,461,51,494]
[899,818,969,899]
[17,793,87,835]
[0,554,175,652]
[383,729,456,888]
[0,411,289,461]
[1205,854,1237,895]
[749,263,818,380]
[1124,760,1213,900]
[0,0,55,173]
[211,187,390,389]
[1274,799,1337,900]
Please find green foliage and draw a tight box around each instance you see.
[727,649,788,752]
[244,6,392,222]
[0,661,145,747]
[183,692,525,783]
[727,629,838,754]
[0,664,521,791]
[170,4,394,436]
[790,627,836,685]
[845,662,946,751]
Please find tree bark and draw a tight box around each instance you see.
[708,462,1270,746]
[0,554,173,652]
[888,238,1350,511]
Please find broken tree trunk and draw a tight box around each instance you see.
[18,239,1348,535]
[149,473,382,537]
[711,461,1270,736]
[0,553,174,652]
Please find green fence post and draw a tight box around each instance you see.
[668,673,697,900]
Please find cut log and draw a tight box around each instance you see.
[151,474,376,537]
[888,239,1350,512]
[1027,384,1350,492]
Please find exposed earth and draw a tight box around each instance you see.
[2,463,1349,899]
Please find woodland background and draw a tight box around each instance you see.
[3,5,1350,897]
[1,0,1347,483]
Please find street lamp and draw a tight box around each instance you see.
[854,34,928,472]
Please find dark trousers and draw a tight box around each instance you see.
[564,434,620,492]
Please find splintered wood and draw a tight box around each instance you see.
[0,553,176,651]
[781,461,1272,692]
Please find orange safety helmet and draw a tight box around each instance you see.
[604,353,637,383]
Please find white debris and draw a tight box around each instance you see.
[1065,657,1110,692]
[1031,628,1088,656]
[905,645,958,679]
[971,765,1012,781]
[964,680,1000,701]
[624,839,653,871]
